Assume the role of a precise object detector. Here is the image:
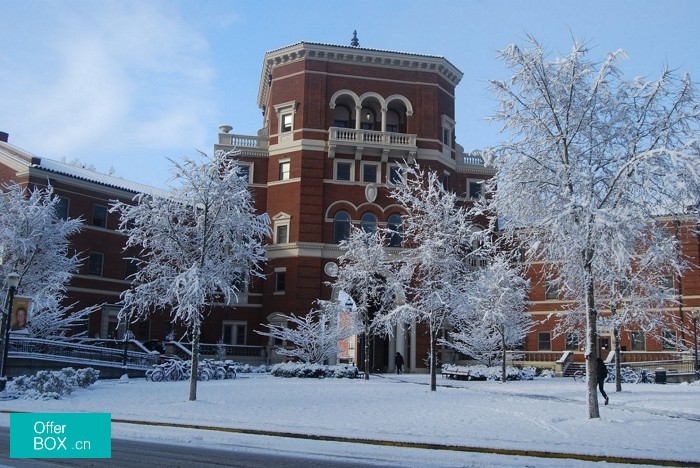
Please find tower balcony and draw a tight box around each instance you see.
[328,127,417,162]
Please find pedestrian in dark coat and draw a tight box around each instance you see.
[395,352,404,374]
[597,357,609,405]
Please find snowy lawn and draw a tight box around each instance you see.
[1,373,699,465]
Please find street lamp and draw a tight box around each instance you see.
[0,272,20,394]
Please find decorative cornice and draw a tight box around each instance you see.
[258,42,463,109]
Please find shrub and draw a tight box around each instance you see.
[271,362,359,379]
[8,367,100,399]
[441,364,537,381]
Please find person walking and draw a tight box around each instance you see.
[395,352,404,375]
[597,357,609,405]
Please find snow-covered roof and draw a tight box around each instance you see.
[33,158,170,198]
[0,140,169,198]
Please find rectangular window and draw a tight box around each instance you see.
[88,252,104,276]
[237,164,251,183]
[545,281,558,301]
[468,181,482,199]
[630,331,645,351]
[93,205,107,228]
[538,332,551,351]
[362,163,379,183]
[336,161,352,181]
[54,196,69,220]
[281,113,293,133]
[275,224,288,244]
[443,173,450,191]
[388,165,403,185]
[662,330,677,350]
[222,322,247,345]
[275,271,286,293]
[565,332,580,351]
[279,161,291,181]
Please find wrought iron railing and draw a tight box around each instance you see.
[166,342,266,359]
[8,336,159,369]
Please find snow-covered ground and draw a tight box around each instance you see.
[1,373,699,467]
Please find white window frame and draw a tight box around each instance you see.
[467,180,483,199]
[361,161,380,184]
[272,212,291,244]
[334,160,354,182]
[279,159,291,181]
[538,331,552,351]
[274,267,287,295]
[274,101,297,142]
[237,162,253,184]
[222,321,247,345]
[545,281,558,301]
[440,114,455,157]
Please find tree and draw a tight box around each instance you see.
[445,254,532,382]
[255,307,353,364]
[112,151,270,401]
[383,164,482,391]
[596,227,681,391]
[484,36,700,418]
[330,227,399,380]
[0,183,95,338]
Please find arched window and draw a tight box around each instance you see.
[333,211,351,244]
[333,105,351,128]
[386,110,400,133]
[387,213,403,247]
[360,212,377,234]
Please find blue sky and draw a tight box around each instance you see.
[1,0,698,188]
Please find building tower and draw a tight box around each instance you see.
[215,41,495,371]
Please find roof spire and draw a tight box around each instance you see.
[350,30,359,48]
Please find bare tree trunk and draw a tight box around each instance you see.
[429,329,437,391]
[501,328,507,383]
[363,319,370,381]
[584,252,600,419]
[614,326,622,392]
[189,319,200,401]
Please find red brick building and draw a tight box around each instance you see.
[2,40,697,373]
[214,41,495,371]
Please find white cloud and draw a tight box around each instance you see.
[0,1,217,173]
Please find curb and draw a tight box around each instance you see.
[111,416,699,467]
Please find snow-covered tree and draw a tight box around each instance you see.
[596,226,681,391]
[255,307,353,364]
[330,227,399,380]
[484,36,700,417]
[382,164,483,391]
[0,183,95,338]
[111,151,270,401]
[445,254,532,382]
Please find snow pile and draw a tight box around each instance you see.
[441,363,538,381]
[9,367,99,399]
[270,362,359,379]
[230,363,271,374]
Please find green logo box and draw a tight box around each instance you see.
[10,413,111,459]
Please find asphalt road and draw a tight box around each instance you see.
[0,427,395,468]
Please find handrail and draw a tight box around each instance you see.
[328,127,417,149]
[8,336,159,368]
